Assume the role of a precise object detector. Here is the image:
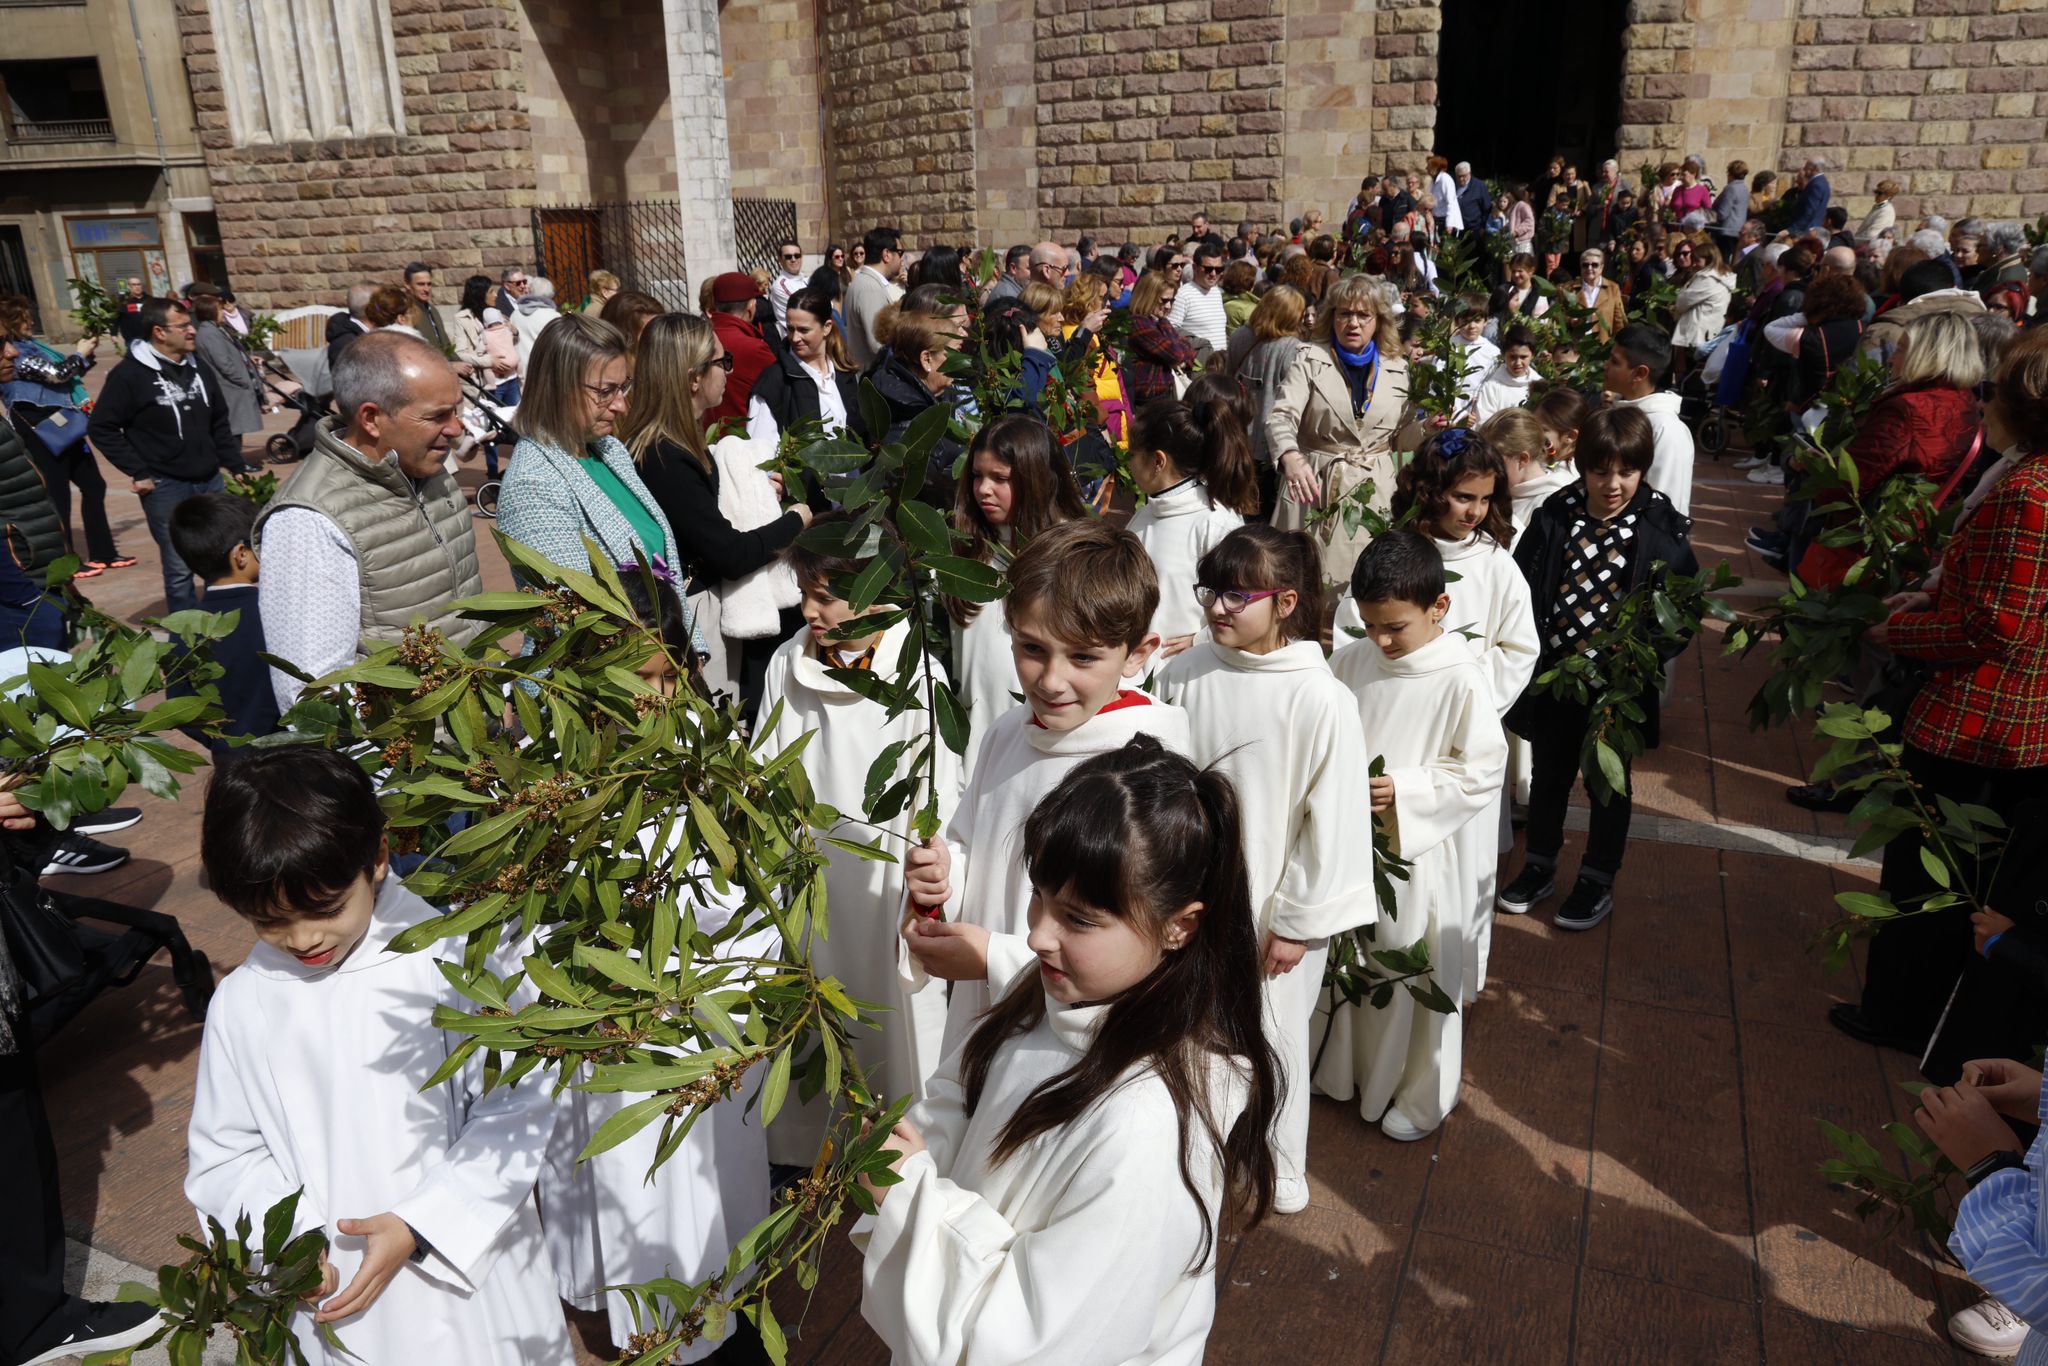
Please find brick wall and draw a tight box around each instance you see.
[1034,0,1287,238]
[721,0,831,252]
[1785,0,2048,224]
[177,0,536,310]
[1369,0,1439,168]
[524,0,677,203]
[1616,0,1694,160]
[817,0,977,244]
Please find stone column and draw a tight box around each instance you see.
[1282,0,1376,232]
[663,0,736,279]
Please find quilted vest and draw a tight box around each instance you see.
[255,419,486,651]
[0,414,66,578]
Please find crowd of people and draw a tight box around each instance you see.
[4,136,2048,1365]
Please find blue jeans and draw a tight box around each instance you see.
[139,473,226,617]
[486,378,520,478]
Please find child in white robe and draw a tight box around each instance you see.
[948,414,1092,775]
[753,516,959,1163]
[1390,428,1538,998]
[1315,532,1507,1140]
[1156,524,1374,1213]
[1451,297,1500,415]
[857,735,1282,1364]
[1465,322,1541,425]
[904,518,1189,1055]
[538,569,774,1362]
[1125,376,1260,658]
[186,746,572,1365]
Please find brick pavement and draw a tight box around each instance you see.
[30,414,1984,1364]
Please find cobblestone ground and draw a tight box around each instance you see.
[36,391,1980,1363]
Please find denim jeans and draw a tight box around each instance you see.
[138,473,225,617]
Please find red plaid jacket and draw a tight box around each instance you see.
[1889,451,2048,768]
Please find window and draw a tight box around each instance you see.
[65,215,169,298]
[0,59,114,144]
[207,0,407,146]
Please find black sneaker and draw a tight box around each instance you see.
[1785,781,1858,814]
[1554,875,1615,932]
[15,1299,162,1365]
[73,806,142,836]
[40,833,131,877]
[1496,863,1556,915]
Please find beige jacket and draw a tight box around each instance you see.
[1266,343,1418,586]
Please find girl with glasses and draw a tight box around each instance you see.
[1154,522,1375,1214]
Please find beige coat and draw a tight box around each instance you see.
[1266,343,1418,587]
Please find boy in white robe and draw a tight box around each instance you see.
[1156,524,1374,1212]
[902,518,1189,1052]
[1314,532,1506,1140]
[753,524,959,1164]
[186,746,572,1366]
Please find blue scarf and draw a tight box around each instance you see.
[1332,338,1379,417]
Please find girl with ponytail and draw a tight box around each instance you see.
[1126,383,1262,656]
[1155,524,1376,1214]
[856,735,1279,1361]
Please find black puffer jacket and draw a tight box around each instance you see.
[0,412,65,580]
[852,351,966,507]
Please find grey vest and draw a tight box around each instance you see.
[256,419,486,651]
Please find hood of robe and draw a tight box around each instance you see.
[788,618,917,699]
[1435,531,1505,565]
[241,873,430,981]
[1339,628,1478,680]
[1514,461,1578,509]
[1210,639,1331,674]
[1140,478,1216,520]
[1022,688,1191,757]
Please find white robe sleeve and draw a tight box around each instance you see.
[1269,691,1376,939]
[1482,566,1539,716]
[186,1003,325,1244]
[852,1114,1208,1366]
[389,958,559,1292]
[1385,689,1508,860]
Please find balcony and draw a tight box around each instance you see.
[8,117,113,143]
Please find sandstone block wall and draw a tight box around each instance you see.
[178,0,536,309]
[1784,0,2048,224]
[721,0,832,252]
[524,0,678,203]
[817,0,977,243]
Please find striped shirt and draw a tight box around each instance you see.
[1951,1069,2048,1330]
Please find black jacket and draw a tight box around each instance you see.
[0,413,65,585]
[636,437,803,592]
[86,348,241,483]
[751,349,860,443]
[170,582,280,756]
[1509,482,1697,748]
[326,314,367,376]
[853,353,965,507]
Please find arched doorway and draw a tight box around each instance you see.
[1433,0,1630,187]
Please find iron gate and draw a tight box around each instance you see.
[732,198,797,274]
[531,201,691,310]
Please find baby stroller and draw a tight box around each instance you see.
[1684,322,1743,458]
[459,374,519,518]
[256,349,335,465]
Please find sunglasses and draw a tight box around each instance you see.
[1193,586,1282,615]
[704,353,735,373]
[781,252,802,262]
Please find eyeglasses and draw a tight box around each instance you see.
[781,252,802,262]
[703,353,735,373]
[1193,586,1282,615]
[1195,263,1223,277]
[1333,309,1375,324]
[583,379,634,402]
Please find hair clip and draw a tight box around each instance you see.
[620,556,679,588]
[1436,427,1472,457]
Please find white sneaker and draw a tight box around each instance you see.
[1950,1297,2028,1358]
[1747,464,1786,485]
[1379,1108,1437,1142]
[1734,454,1768,470]
[1273,1174,1310,1214]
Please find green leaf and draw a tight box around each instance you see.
[896,500,953,556]
[822,835,897,862]
[933,681,969,757]
[760,1047,793,1125]
[577,1093,674,1162]
[1836,890,1900,920]
[261,1189,302,1265]
[573,944,661,993]
[925,554,1005,602]
[1593,740,1628,799]
[1918,845,1952,890]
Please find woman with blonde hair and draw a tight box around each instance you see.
[1267,273,1419,585]
[1227,284,1309,488]
[621,311,809,709]
[1670,235,1736,368]
[1058,271,1125,439]
[498,312,682,582]
[584,269,620,312]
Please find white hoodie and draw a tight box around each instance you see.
[1612,389,1694,517]
[1466,361,1534,425]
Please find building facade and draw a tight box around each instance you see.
[7,0,2047,333]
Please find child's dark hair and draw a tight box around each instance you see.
[1392,428,1515,549]
[617,562,694,664]
[168,492,257,584]
[1349,528,1446,608]
[1532,386,1590,441]
[783,509,867,591]
[961,735,1279,1264]
[1578,406,1657,476]
[1453,292,1489,325]
[201,745,386,927]
[1129,391,1258,517]
[1499,323,1538,353]
[1609,323,1673,388]
[1004,517,1157,651]
[1195,525,1322,644]
[950,413,1087,625]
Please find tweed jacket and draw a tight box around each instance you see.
[498,431,681,579]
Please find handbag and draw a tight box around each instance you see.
[30,406,89,458]
[0,842,90,1007]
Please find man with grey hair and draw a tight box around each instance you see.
[1787,157,1831,235]
[255,330,484,710]
[510,275,561,374]
[1452,161,1491,239]
[1822,245,1858,276]
[1978,222,2032,320]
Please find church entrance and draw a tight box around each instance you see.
[1432,0,1630,188]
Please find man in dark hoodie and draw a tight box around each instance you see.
[86,297,243,615]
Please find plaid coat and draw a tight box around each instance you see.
[1890,452,2048,768]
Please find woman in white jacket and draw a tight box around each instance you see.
[856,736,1280,1366]
[1669,239,1736,362]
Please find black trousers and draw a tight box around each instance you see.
[1523,692,1635,879]
[1860,744,2048,1050]
[0,1048,68,1356]
[23,437,119,563]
